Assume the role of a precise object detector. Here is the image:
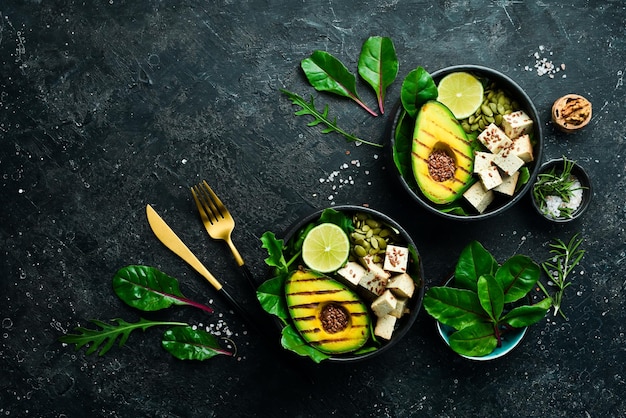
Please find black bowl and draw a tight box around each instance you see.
[268,205,425,363]
[389,65,544,221]
[530,158,592,222]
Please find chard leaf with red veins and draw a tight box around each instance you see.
[358,36,398,114]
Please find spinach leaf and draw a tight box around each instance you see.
[318,207,353,233]
[358,36,398,114]
[496,255,540,303]
[400,66,438,119]
[477,274,504,322]
[454,241,498,292]
[280,324,330,363]
[162,326,234,360]
[501,297,553,328]
[423,286,486,330]
[112,266,214,314]
[256,274,290,324]
[448,322,498,357]
[392,109,415,180]
[301,50,378,116]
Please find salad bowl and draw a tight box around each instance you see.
[389,64,544,221]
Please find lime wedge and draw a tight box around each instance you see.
[301,223,350,273]
[437,72,484,120]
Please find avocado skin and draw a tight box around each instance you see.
[285,269,370,354]
[412,101,474,204]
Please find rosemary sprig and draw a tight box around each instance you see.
[532,157,586,218]
[281,89,383,148]
[536,234,585,319]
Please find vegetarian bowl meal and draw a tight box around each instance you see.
[389,65,543,220]
[256,205,424,363]
[531,158,592,222]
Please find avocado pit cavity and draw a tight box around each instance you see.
[320,303,349,334]
[428,149,456,182]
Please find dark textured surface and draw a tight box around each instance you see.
[1,1,625,417]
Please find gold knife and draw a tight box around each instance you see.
[145,204,257,328]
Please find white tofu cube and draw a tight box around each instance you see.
[371,290,397,318]
[509,134,534,163]
[477,123,513,153]
[493,148,525,176]
[473,151,495,173]
[493,171,520,196]
[336,261,367,287]
[386,273,415,298]
[502,110,533,139]
[463,181,494,214]
[358,271,388,298]
[390,297,409,319]
[374,314,397,340]
[383,245,409,273]
[477,164,503,190]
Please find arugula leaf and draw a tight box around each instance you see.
[358,36,398,114]
[59,318,187,356]
[112,265,214,314]
[301,50,377,116]
[400,66,438,119]
[281,89,383,148]
[162,326,234,360]
[280,324,330,363]
[260,231,288,274]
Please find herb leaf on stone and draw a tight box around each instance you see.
[112,265,214,314]
[358,36,398,114]
[59,318,187,356]
[301,50,378,116]
[281,89,382,148]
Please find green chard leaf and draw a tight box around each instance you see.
[392,109,415,180]
[501,297,552,328]
[59,318,187,356]
[162,326,234,360]
[318,208,354,233]
[448,322,498,357]
[400,66,438,119]
[477,274,504,322]
[495,255,540,303]
[423,287,487,331]
[358,36,399,114]
[454,241,499,292]
[301,50,378,116]
[112,265,213,314]
[281,89,383,148]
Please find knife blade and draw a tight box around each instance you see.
[146,204,259,329]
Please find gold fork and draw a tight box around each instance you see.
[191,180,257,291]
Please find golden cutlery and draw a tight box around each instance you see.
[191,181,257,291]
[145,204,256,328]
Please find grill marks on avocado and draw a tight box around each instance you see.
[285,269,370,354]
[411,101,475,204]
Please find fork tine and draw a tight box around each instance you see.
[200,180,227,220]
[191,186,212,224]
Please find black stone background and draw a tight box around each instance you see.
[1,1,625,417]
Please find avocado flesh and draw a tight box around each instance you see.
[285,269,370,354]
[411,101,474,204]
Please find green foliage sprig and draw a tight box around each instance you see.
[537,234,585,319]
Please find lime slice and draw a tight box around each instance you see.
[301,223,350,273]
[437,72,484,120]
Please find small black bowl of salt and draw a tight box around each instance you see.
[531,158,592,222]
